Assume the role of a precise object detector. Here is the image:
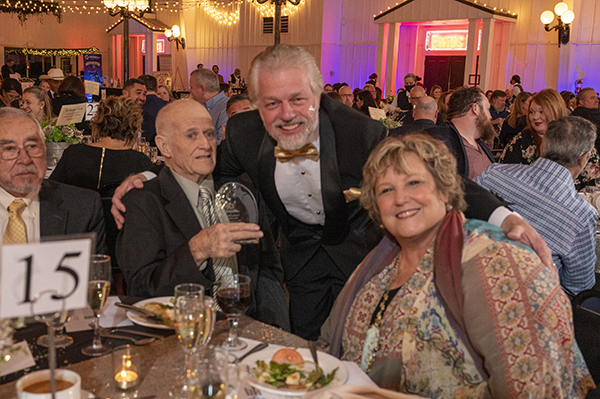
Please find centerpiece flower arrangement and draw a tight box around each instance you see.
[379,117,400,131]
[40,121,83,144]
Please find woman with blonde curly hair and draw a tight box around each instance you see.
[50,96,153,293]
[500,88,600,188]
[321,135,593,397]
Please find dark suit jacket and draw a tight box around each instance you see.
[39,180,106,255]
[116,167,290,330]
[219,94,387,281]
[143,94,168,117]
[389,119,437,137]
[571,107,600,151]
[426,122,495,177]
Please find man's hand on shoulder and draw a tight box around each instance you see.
[188,223,263,264]
[501,214,553,267]
[111,173,148,229]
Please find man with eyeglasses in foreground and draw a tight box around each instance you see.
[0,108,106,253]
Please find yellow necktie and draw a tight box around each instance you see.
[4,200,28,245]
[274,143,320,163]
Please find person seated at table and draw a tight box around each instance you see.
[498,90,532,147]
[321,135,594,397]
[115,99,289,330]
[49,96,154,293]
[356,89,376,116]
[0,108,106,253]
[477,116,598,298]
[21,86,54,123]
[0,78,22,108]
[500,88,600,190]
[51,76,90,134]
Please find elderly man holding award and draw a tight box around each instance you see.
[115,99,289,331]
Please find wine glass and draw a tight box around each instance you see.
[216,274,251,351]
[172,283,205,398]
[36,309,73,348]
[82,254,112,357]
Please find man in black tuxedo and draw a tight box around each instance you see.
[219,45,551,339]
[116,100,289,330]
[0,108,106,253]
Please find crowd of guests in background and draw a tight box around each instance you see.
[1,49,600,396]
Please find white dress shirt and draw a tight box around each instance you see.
[274,137,325,226]
[0,186,41,245]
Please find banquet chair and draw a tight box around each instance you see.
[98,182,126,296]
[572,288,600,398]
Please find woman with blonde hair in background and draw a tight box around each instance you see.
[22,86,54,122]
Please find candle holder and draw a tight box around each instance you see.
[112,345,140,391]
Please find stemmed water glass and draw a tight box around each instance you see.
[216,274,252,351]
[36,309,73,348]
[81,254,112,357]
[172,283,206,398]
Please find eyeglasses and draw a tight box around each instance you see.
[340,94,353,97]
[0,143,45,160]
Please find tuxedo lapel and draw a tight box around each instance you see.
[318,109,349,244]
[257,131,290,231]
[39,181,69,237]
[159,168,202,241]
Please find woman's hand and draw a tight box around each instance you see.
[501,214,553,267]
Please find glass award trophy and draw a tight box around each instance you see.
[215,182,259,244]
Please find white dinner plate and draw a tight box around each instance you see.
[241,347,348,397]
[125,297,174,330]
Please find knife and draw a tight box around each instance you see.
[112,328,166,339]
[115,302,164,323]
[238,342,269,362]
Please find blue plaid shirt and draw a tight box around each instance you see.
[476,158,598,296]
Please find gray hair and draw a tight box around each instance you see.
[0,107,45,140]
[247,45,323,106]
[576,87,596,106]
[543,116,597,167]
[190,69,220,93]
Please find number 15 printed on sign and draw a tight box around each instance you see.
[0,237,93,319]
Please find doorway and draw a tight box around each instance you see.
[424,55,466,92]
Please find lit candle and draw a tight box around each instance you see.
[114,369,138,390]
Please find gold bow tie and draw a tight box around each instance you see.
[274,143,319,163]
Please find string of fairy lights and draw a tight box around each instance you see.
[0,0,304,20]
[373,0,517,19]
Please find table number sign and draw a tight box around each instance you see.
[0,236,93,319]
[85,102,99,122]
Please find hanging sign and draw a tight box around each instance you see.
[426,30,468,51]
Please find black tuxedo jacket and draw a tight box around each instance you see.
[219,94,388,280]
[116,167,289,329]
[39,180,106,254]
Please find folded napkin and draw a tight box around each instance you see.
[301,385,423,399]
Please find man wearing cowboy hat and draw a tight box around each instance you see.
[39,68,64,99]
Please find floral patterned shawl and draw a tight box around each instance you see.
[322,218,594,398]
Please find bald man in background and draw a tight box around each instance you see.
[389,96,438,137]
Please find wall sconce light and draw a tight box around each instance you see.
[165,24,186,50]
[540,2,574,47]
